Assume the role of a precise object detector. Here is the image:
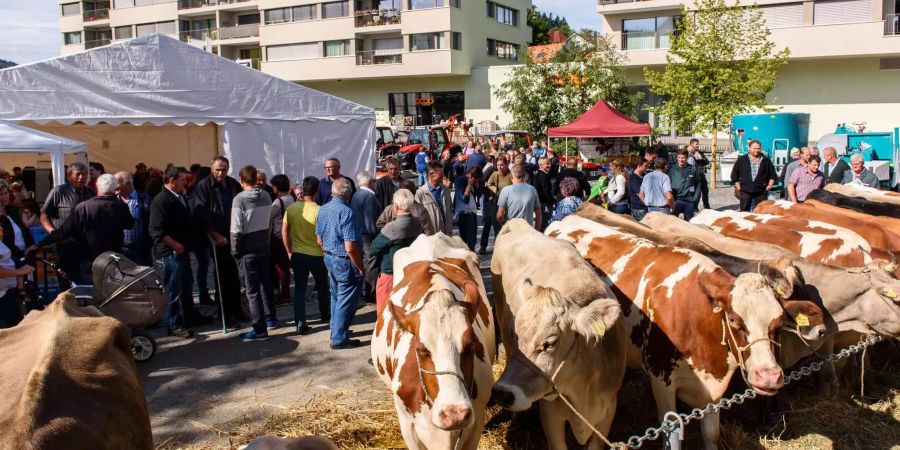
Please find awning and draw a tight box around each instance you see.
[0,120,87,185]
[548,99,652,138]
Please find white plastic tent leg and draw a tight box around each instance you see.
[50,148,65,186]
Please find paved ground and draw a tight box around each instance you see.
[142,185,743,448]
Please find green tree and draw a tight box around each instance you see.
[495,34,640,140]
[527,7,572,45]
[645,0,789,186]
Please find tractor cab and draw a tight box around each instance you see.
[480,130,532,152]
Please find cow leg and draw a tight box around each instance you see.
[699,410,720,450]
[539,401,569,450]
[649,380,681,450]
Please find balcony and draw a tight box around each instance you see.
[83,8,109,22]
[621,31,672,51]
[180,28,218,42]
[178,0,255,9]
[85,39,111,49]
[356,49,403,65]
[887,14,900,36]
[218,23,259,40]
[354,9,401,27]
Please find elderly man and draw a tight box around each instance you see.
[375,179,432,234]
[842,153,880,188]
[317,158,357,205]
[640,157,675,215]
[497,163,541,230]
[822,147,851,184]
[316,178,365,350]
[414,161,453,236]
[40,163,95,285]
[193,156,244,329]
[45,174,133,284]
[730,139,777,211]
[370,189,422,316]
[115,172,152,265]
[374,157,402,211]
[788,154,825,203]
[351,171,380,304]
[256,169,275,200]
[232,165,277,341]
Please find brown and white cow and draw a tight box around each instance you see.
[490,219,625,450]
[690,209,887,271]
[548,215,786,450]
[371,233,495,450]
[754,199,900,251]
[825,182,900,206]
[642,212,900,366]
[805,198,900,234]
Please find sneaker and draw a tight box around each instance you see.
[168,328,194,338]
[330,339,363,350]
[266,319,279,330]
[240,330,270,342]
[296,323,310,335]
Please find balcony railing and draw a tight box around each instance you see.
[234,58,261,69]
[354,9,401,27]
[621,31,672,50]
[218,23,260,39]
[178,0,255,9]
[356,49,403,65]
[887,14,900,36]
[180,28,218,41]
[85,39,112,49]
[83,8,109,22]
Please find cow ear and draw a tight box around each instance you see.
[389,302,412,333]
[571,297,620,342]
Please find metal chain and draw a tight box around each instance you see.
[618,334,884,449]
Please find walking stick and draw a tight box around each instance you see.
[208,235,229,334]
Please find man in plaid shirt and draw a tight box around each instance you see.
[116,172,152,265]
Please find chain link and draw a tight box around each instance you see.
[618,334,884,449]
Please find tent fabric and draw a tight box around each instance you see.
[0,34,375,183]
[0,120,87,185]
[547,99,652,138]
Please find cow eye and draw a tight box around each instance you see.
[417,346,431,358]
[728,317,743,330]
[541,336,558,351]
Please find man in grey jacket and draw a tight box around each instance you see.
[414,161,453,236]
[842,153,880,188]
[231,165,277,341]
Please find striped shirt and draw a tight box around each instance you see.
[789,169,825,202]
[315,198,362,257]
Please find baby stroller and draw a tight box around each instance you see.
[69,252,167,362]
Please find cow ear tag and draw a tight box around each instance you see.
[774,286,784,297]
[794,313,810,328]
[594,321,606,338]
[885,288,897,299]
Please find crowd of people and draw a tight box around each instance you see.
[0,134,885,340]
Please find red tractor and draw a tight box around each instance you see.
[394,125,461,170]
[479,130,533,152]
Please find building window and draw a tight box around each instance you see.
[486,38,518,60]
[322,1,350,18]
[265,8,289,24]
[267,42,319,61]
[409,0,445,9]
[63,31,82,45]
[487,2,519,26]
[293,5,317,21]
[410,32,445,51]
[389,91,465,126]
[622,16,679,50]
[61,3,80,16]
[136,21,176,37]
[451,32,462,50]
[114,26,133,40]
[324,39,351,57]
[266,5,317,24]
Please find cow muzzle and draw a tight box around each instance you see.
[749,367,784,396]
[433,403,473,430]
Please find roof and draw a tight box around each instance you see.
[528,43,564,63]
[0,34,373,126]
[0,120,85,154]
[548,99,652,138]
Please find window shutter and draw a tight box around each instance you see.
[814,0,871,25]
[761,3,804,28]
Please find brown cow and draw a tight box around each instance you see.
[548,215,785,450]
[491,219,625,450]
[754,199,900,251]
[805,198,900,234]
[0,293,153,450]
[371,233,495,450]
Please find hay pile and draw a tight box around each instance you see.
[163,347,900,450]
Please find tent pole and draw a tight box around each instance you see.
[213,123,220,158]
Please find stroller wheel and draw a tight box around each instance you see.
[131,334,156,362]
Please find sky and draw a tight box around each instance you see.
[0,0,599,65]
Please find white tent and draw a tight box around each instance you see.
[0,120,87,186]
[0,34,375,182]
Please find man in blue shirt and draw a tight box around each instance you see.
[351,171,380,304]
[115,172,152,265]
[316,158,357,205]
[316,178,365,350]
[639,158,675,215]
[464,147,487,172]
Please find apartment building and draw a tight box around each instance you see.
[597,0,900,137]
[58,0,531,126]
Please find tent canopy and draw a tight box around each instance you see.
[547,99,651,138]
[0,34,375,182]
[0,120,87,185]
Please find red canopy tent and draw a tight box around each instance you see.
[547,99,651,137]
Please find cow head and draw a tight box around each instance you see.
[492,279,620,411]
[781,299,829,343]
[839,267,900,337]
[390,288,485,431]
[719,273,785,396]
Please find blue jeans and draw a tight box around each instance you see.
[157,253,192,331]
[417,170,427,186]
[631,208,648,221]
[648,206,670,215]
[609,202,630,215]
[324,254,362,346]
[291,252,330,325]
[480,199,500,250]
[674,199,697,221]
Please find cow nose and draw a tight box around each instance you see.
[491,386,515,408]
[435,404,472,430]
[750,367,784,394]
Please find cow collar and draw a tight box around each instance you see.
[717,307,781,393]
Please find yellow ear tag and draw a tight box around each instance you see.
[775,286,784,297]
[594,321,606,338]
[795,313,810,328]
[886,288,897,299]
